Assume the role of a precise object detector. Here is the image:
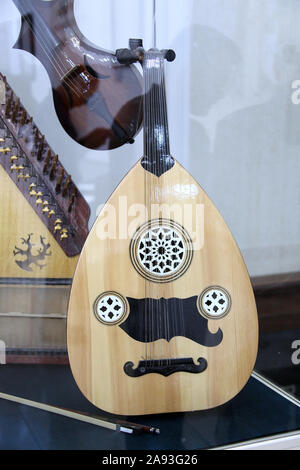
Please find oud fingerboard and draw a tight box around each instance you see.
[0,73,90,257]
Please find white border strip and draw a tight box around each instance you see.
[252,371,300,408]
[218,431,300,450]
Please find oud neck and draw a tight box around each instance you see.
[142,51,174,177]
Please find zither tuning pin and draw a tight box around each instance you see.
[36,198,43,206]
[5,91,13,118]
[11,98,20,122]
[34,128,39,143]
[60,230,68,240]
[54,224,62,233]
[43,150,51,173]
[10,155,18,162]
[62,174,71,197]
[50,155,58,179]
[42,202,50,214]
[37,135,45,161]
[68,191,76,212]
[10,164,18,172]
[55,167,65,193]
[48,209,56,218]
[20,109,27,127]
[0,147,11,153]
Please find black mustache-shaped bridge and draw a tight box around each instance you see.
[124,357,208,377]
[120,296,223,347]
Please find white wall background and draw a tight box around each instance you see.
[0,0,299,277]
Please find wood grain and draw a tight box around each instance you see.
[68,160,258,415]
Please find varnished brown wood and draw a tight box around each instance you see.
[12,0,143,150]
[67,160,258,415]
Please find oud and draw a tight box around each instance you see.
[67,43,258,415]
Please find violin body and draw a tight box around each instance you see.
[12,0,143,150]
[67,159,258,415]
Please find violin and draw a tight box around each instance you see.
[12,0,143,150]
[67,41,258,415]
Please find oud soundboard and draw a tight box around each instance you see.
[0,74,90,360]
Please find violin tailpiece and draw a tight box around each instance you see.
[0,73,90,257]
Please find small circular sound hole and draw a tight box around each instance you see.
[94,292,127,325]
[198,287,231,319]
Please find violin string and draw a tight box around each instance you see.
[17,4,84,100]
[20,8,86,100]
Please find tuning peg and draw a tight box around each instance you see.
[50,155,58,179]
[54,219,62,225]
[5,91,13,118]
[43,150,51,173]
[42,206,50,214]
[60,232,68,240]
[54,224,62,233]
[62,174,71,197]
[29,183,36,190]
[10,155,18,162]
[0,147,11,153]
[11,98,20,122]
[20,109,27,127]
[10,164,18,172]
[34,128,39,143]
[37,135,45,161]
[56,167,65,193]
[29,189,37,196]
[36,198,43,205]
[48,209,56,218]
